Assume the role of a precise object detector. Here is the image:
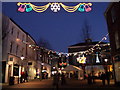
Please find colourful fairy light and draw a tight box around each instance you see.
[78,4,85,12]
[26,4,32,12]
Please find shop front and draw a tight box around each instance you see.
[5,55,27,85]
[113,54,120,85]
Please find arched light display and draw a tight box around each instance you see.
[17,2,92,13]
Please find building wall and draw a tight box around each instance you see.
[105,2,120,85]
[2,16,27,83]
[2,15,38,83]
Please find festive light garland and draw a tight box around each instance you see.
[17,2,92,13]
[23,34,110,57]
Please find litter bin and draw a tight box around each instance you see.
[9,76,15,85]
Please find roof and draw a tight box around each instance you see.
[62,65,83,71]
[9,18,38,45]
[68,41,108,48]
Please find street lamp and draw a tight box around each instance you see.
[104,59,108,62]
[41,62,44,80]
[21,56,25,60]
[104,59,108,72]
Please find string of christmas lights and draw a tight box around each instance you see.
[17,2,92,13]
[21,33,110,59]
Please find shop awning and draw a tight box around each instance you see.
[62,65,83,71]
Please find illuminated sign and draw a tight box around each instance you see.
[59,62,67,66]
[77,55,86,64]
[17,2,92,13]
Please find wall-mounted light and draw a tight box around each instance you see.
[21,56,25,60]
[41,63,44,65]
[104,59,108,62]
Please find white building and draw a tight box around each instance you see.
[26,35,37,80]
[2,15,37,84]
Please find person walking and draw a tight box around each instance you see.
[25,71,28,82]
[87,73,92,85]
[106,71,110,85]
[53,73,60,89]
[101,72,106,85]
[61,73,66,85]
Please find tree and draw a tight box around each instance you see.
[80,19,93,43]
[37,37,52,50]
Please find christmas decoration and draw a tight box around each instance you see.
[50,3,60,12]
[96,52,100,63]
[17,2,92,13]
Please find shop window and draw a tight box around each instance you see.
[28,62,32,65]
[9,57,13,61]
[13,64,19,76]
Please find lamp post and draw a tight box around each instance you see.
[20,55,25,83]
[41,62,44,80]
[104,59,108,72]
[21,56,25,60]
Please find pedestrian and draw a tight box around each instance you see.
[106,71,110,85]
[101,72,106,85]
[53,73,60,89]
[46,73,48,79]
[20,71,24,83]
[87,73,92,85]
[61,73,66,85]
[25,71,28,82]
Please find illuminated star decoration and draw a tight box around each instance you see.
[96,52,100,63]
[17,2,92,13]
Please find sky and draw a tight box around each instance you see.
[2,2,110,53]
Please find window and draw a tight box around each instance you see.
[21,48,24,56]
[16,45,19,55]
[17,32,19,38]
[13,64,19,76]
[10,42,13,53]
[11,27,14,35]
[22,35,24,41]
